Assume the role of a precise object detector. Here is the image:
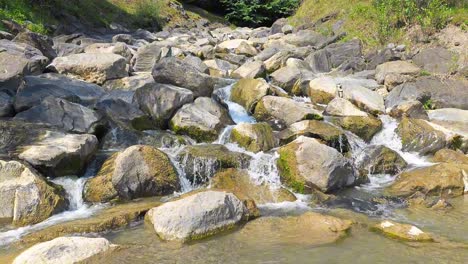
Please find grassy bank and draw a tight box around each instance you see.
[290,0,467,50]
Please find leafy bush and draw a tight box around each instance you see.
[134,0,162,29]
[220,0,300,27]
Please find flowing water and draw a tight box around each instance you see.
[1,83,467,263]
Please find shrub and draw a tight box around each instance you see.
[220,0,301,27]
[134,0,162,29]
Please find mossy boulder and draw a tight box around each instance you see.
[372,220,433,242]
[211,169,296,204]
[169,97,233,142]
[236,212,352,246]
[278,120,350,153]
[396,117,446,155]
[432,149,468,165]
[254,96,323,130]
[357,145,407,176]
[331,116,382,142]
[0,160,67,227]
[388,163,468,198]
[277,136,356,194]
[84,145,179,203]
[230,78,269,113]
[230,122,276,152]
[176,144,251,185]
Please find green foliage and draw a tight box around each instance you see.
[0,0,50,33]
[422,98,435,110]
[220,0,300,27]
[133,0,162,29]
[374,0,452,43]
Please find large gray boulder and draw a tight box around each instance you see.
[230,78,269,113]
[0,92,14,117]
[230,60,265,79]
[0,160,66,226]
[412,48,457,75]
[47,53,128,85]
[277,136,356,193]
[375,61,420,85]
[84,145,179,203]
[170,97,233,142]
[14,97,105,134]
[133,83,194,128]
[146,191,249,241]
[385,77,468,110]
[230,123,276,153]
[324,97,368,117]
[12,236,116,264]
[95,98,153,131]
[19,131,98,177]
[153,57,216,97]
[14,73,104,112]
[13,31,56,60]
[356,145,407,176]
[132,42,162,72]
[103,73,155,91]
[254,96,323,130]
[84,42,133,62]
[283,30,327,47]
[396,117,447,155]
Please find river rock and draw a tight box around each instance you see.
[0,92,14,117]
[264,50,294,72]
[230,60,266,79]
[12,237,116,264]
[18,131,98,177]
[396,117,447,155]
[330,116,383,142]
[357,145,407,176]
[14,73,104,112]
[84,42,133,62]
[211,169,296,204]
[283,30,327,47]
[0,39,48,78]
[235,41,258,56]
[216,39,254,53]
[146,191,249,242]
[96,98,153,131]
[270,65,312,93]
[230,78,270,113]
[389,163,468,198]
[278,120,350,153]
[277,136,356,193]
[133,42,162,72]
[385,77,468,110]
[324,97,368,117]
[254,96,323,130]
[152,57,215,97]
[230,123,276,152]
[432,149,468,165]
[103,73,155,91]
[0,50,45,94]
[388,100,429,119]
[48,53,128,85]
[13,31,56,60]
[203,58,237,78]
[412,48,457,75]
[176,144,250,184]
[14,97,105,135]
[133,83,194,128]
[0,160,66,226]
[375,61,420,85]
[237,212,352,246]
[170,97,233,142]
[84,145,179,203]
[372,220,433,242]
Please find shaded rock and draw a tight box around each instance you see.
[432,149,468,165]
[386,77,468,110]
[176,144,250,184]
[331,116,383,142]
[48,53,128,85]
[324,97,368,117]
[254,96,323,130]
[230,78,269,113]
[277,136,356,193]
[230,123,276,152]
[412,48,457,74]
[0,160,66,226]
[0,91,14,117]
[19,198,161,244]
[133,83,194,128]
[13,31,56,60]
[170,97,233,142]
[278,120,350,153]
[146,191,248,242]
[375,61,420,85]
[12,237,116,264]
[133,42,162,72]
[103,72,155,91]
[372,220,433,242]
[270,65,313,93]
[112,34,135,45]
[396,117,446,155]
[211,169,296,204]
[152,57,215,97]
[325,39,362,69]
[388,163,468,198]
[237,212,352,246]
[203,58,237,78]
[357,145,407,176]
[96,98,153,131]
[183,55,209,73]
[53,42,84,57]
[18,132,98,177]
[388,100,429,119]
[14,73,104,112]
[84,145,179,203]
[14,97,105,135]
[230,60,265,79]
